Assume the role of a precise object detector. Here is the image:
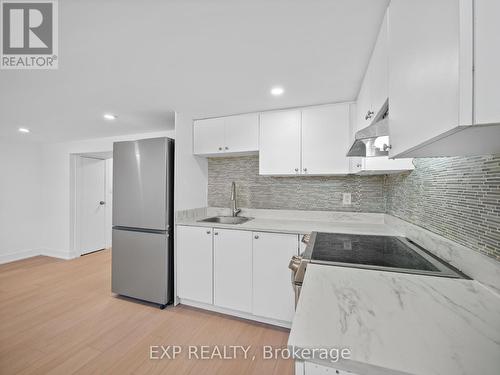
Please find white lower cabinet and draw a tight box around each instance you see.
[176,225,213,304]
[213,229,253,313]
[252,232,298,322]
[176,225,298,326]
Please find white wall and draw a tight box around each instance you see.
[0,141,43,263]
[173,112,208,305]
[174,112,208,211]
[41,130,175,259]
[2,121,206,263]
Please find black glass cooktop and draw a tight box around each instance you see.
[307,232,464,278]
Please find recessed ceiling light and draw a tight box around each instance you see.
[18,127,30,133]
[270,86,284,96]
[103,113,117,120]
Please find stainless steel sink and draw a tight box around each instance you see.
[198,216,253,225]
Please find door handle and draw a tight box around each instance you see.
[99,201,106,205]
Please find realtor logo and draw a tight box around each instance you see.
[1,0,58,69]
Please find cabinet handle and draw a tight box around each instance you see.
[356,164,361,168]
[214,232,219,236]
[303,168,307,172]
[225,146,229,150]
[254,235,259,239]
[218,147,223,151]
[365,110,374,120]
[294,168,299,172]
[206,230,211,234]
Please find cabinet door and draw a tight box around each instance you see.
[176,226,213,304]
[301,104,350,175]
[388,0,460,157]
[355,77,372,132]
[369,11,388,117]
[252,232,298,322]
[474,0,500,125]
[214,229,253,312]
[224,113,259,153]
[193,118,225,155]
[350,158,364,174]
[259,110,301,175]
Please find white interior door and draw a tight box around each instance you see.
[105,158,113,248]
[79,157,106,255]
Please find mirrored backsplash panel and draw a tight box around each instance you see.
[207,155,500,261]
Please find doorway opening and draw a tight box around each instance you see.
[71,152,113,256]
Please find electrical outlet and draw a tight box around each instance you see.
[343,240,352,250]
[342,193,352,205]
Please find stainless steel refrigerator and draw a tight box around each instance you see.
[111,137,174,308]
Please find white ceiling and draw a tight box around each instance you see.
[0,0,389,143]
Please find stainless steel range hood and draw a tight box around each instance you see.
[347,100,391,157]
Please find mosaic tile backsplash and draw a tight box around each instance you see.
[385,155,500,260]
[208,155,500,260]
[208,156,386,212]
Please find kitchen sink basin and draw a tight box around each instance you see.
[198,216,253,225]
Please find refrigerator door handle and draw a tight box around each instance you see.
[112,226,166,235]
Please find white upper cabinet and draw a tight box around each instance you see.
[223,113,259,153]
[387,0,500,158]
[193,113,259,156]
[193,117,226,155]
[388,0,461,157]
[355,77,372,133]
[350,104,413,174]
[301,104,351,175]
[356,12,388,132]
[369,12,389,118]
[260,104,351,176]
[259,110,302,175]
[474,0,500,125]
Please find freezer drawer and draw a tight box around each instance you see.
[111,228,171,305]
[112,137,172,230]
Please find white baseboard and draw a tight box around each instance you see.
[178,298,292,329]
[40,249,79,260]
[0,248,79,264]
[0,249,41,264]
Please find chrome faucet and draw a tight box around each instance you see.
[230,181,241,217]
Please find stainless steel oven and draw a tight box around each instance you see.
[289,234,312,307]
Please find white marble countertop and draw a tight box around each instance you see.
[176,208,402,236]
[288,264,500,375]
